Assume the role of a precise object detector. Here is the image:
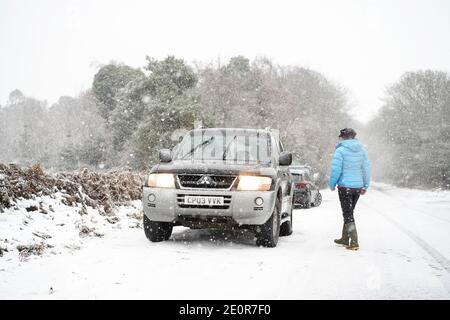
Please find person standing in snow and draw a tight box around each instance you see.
[329,128,371,250]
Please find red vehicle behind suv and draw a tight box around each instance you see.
[290,166,322,209]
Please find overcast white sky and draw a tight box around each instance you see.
[1,0,449,122]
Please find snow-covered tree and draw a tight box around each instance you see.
[92,63,145,121]
[132,56,202,168]
[368,70,450,188]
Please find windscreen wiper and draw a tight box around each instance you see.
[222,135,237,160]
[181,136,215,159]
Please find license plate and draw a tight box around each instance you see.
[184,196,224,206]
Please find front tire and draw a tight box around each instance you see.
[143,214,173,242]
[255,197,281,247]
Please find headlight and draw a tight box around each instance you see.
[237,176,272,191]
[147,173,175,188]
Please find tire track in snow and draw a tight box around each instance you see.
[365,192,450,294]
[372,185,450,224]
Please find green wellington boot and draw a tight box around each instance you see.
[345,222,359,250]
[334,223,349,246]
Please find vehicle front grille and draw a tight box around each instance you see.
[177,174,236,189]
[177,194,232,209]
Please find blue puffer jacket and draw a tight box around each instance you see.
[329,139,371,189]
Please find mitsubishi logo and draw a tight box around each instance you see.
[197,175,213,185]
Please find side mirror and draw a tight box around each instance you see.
[159,149,172,163]
[279,152,292,166]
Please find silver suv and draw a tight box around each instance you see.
[142,128,294,247]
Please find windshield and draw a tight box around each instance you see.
[174,130,272,163]
[291,173,304,182]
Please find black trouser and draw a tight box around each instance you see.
[338,187,361,224]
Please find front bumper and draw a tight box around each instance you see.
[143,187,276,225]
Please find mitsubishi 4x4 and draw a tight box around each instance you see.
[142,128,294,247]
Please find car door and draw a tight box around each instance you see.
[274,136,293,213]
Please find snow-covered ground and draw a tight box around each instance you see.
[1,184,450,299]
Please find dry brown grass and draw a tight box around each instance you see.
[0,163,145,213]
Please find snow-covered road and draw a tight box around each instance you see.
[1,184,450,299]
